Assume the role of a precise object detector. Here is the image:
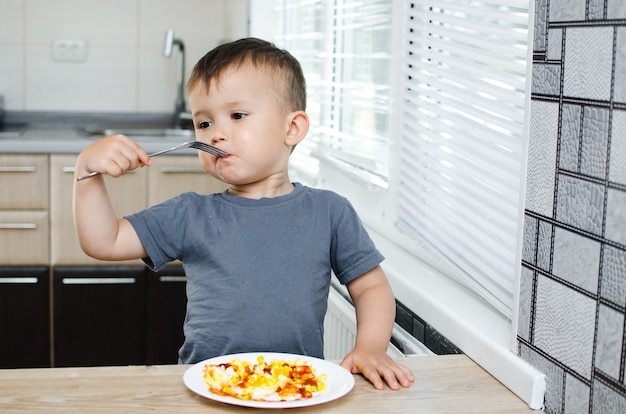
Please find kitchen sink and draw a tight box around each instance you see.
[78,125,194,140]
[0,124,28,138]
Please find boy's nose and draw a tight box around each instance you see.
[209,127,227,145]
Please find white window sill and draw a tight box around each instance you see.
[367,228,546,410]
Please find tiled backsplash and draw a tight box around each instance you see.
[519,0,626,412]
[0,0,247,113]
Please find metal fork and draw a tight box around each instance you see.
[76,141,228,181]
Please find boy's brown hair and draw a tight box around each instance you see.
[187,38,306,113]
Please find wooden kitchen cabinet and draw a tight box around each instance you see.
[53,266,147,367]
[0,154,49,210]
[0,266,50,368]
[146,265,187,365]
[49,155,148,265]
[0,154,49,265]
[148,155,228,205]
[0,211,49,264]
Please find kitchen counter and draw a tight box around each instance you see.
[0,355,539,413]
[0,127,197,155]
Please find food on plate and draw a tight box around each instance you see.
[203,355,326,401]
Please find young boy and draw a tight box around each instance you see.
[73,38,413,390]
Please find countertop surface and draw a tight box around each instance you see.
[0,127,196,155]
[0,355,539,413]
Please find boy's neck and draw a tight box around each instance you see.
[227,181,295,199]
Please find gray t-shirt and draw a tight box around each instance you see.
[126,183,384,363]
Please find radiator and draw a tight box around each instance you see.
[323,285,431,360]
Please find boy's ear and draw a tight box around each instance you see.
[285,111,309,147]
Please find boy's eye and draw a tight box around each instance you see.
[197,121,212,129]
[232,112,246,120]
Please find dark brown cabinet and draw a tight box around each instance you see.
[0,266,50,368]
[146,265,187,365]
[52,265,188,367]
[53,266,146,367]
[1,265,188,368]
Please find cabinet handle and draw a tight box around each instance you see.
[62,277,136,285]
[159,167,205,174]
[0,166,37,173]
[0,223,37,229]
[159,276,187,282]
[0,277,38,284]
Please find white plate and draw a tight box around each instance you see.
[183,352,354,408]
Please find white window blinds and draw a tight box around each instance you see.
[270,0,531,316]
[275,0,393,187]
[273,0,325,182]
[396,0,531,314]
[316,0,393,187]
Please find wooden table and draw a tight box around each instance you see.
[0,355,538,413]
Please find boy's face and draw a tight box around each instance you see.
[188,63,298,188]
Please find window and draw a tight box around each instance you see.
[275,0,393,188]
[272,0,531,317]
[255,0,544,406]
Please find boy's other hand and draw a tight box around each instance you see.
[340,348,414,390]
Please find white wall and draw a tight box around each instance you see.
[0,0,248,113]
[248,0,278,41]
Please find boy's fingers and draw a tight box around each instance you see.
[358,363,385,390]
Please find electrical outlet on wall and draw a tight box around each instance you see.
[51,39,87,63]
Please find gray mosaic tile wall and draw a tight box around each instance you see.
[519,0,626,412]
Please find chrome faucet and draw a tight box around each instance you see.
[163,29,186,127]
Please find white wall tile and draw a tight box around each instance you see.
[546,29,562,61]
[517,266,534,342]
[552,227,600,294]
[559,104,581,171]
[549,0,586,22]
[564,373,590,414]
[601,246,626,307]
[25,0,137,45]
[526,100,559,217]
[605,189,626,246]
[595,304,624,380]
[0,45,24,109]
[610,110,626,185]
[138,47,174,113]
[556,175,604,236]
[615,28,626,104]
[563,27,614,101]
[608,0,626,18]
[592,378,626,412]
[139,0,226,47]
[0,0,24,44]
[225,0,249,41]
[534,275,596,379]
[136,0,247,112]
[580,107,609,179]
[25,45,137,112]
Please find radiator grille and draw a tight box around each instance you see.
[323,287,431,360]
[324,288,358,360]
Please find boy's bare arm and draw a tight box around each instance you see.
[341,265,414,390]
[73,135,150,261]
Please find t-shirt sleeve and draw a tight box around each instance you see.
[330,197,384,285]
[125,193,190,271]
